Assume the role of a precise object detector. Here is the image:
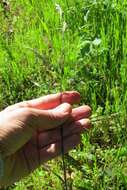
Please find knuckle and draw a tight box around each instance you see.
[49,111,58,121]
[48,110,63,126]
[22,107,34,119]
[21,101,31,108]
[21,108,37,129]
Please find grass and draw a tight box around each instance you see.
[0,0,127,189]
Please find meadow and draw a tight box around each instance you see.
[0,0,127,189]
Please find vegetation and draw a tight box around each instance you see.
[0,0,127,189]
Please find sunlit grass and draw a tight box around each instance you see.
[0,0,127,189]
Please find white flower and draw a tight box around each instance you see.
[92,38,101,46]
[62,21,67,33]
[55,3,63,19]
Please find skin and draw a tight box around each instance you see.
[0,91,91,186]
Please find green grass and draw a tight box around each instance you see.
[0,0,127,189]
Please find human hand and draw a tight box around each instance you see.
[0,91,91,186]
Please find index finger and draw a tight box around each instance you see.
[28,91,80,110]
[5,91,80,111]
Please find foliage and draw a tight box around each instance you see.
[0,0,127,189]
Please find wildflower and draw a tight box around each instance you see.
[92,38,101,46]
[55,3,63,20]
[62,21,67,33]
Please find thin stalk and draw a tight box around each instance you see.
[58,5,68,190]
[91,112,122,123]
[60,28,68,190]
[60,125,68,190]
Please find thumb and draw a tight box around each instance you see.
[30,103,72,130]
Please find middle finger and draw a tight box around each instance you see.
[33,118,91,148]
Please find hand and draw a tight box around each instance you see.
[0,91,91,186]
